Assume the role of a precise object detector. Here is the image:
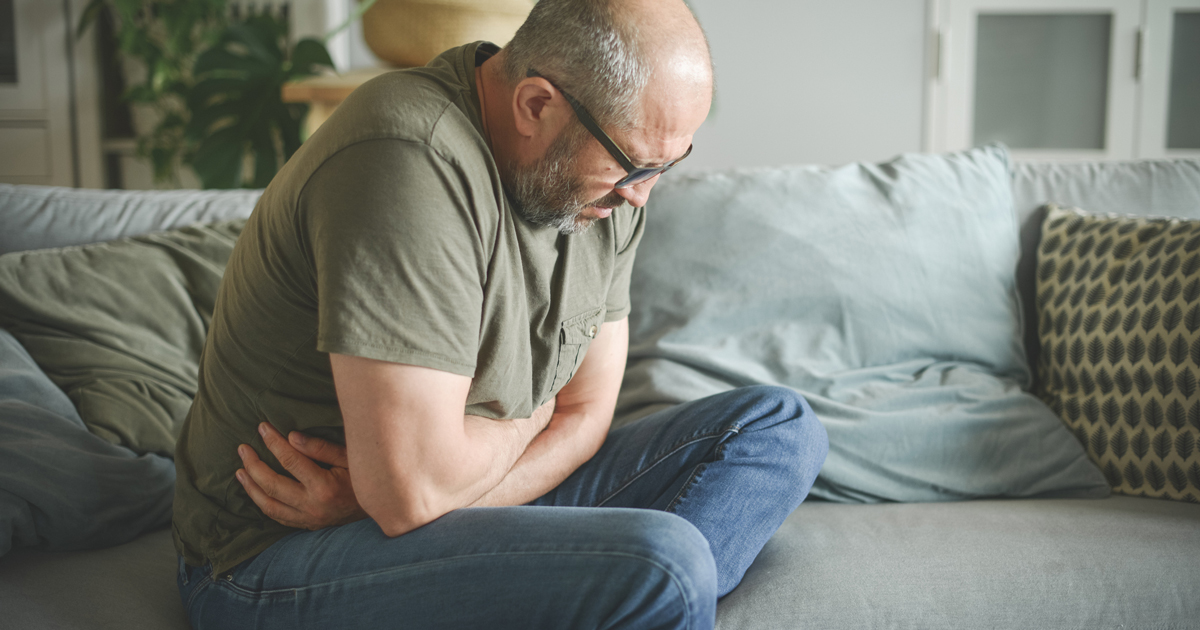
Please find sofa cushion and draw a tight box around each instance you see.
[618,144,1110,502]
[1036,205,1200,502]
[0,183,259,256]
[716,497,1200,630]
[3,498,1196,630]
[0,528,189,629]
[1010,158,1200,393]
[0,328,174,557]
[0,221,244,456]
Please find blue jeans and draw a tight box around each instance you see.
[178,385,828,630]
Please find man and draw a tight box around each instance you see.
[172,0,828,628]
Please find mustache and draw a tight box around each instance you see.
[589,191,627,209]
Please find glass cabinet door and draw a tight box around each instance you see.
[973,13,1113,151]
[1137,0,1200,157]
[932,0,1142,160]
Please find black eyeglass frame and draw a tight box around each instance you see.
[526,69,692,189]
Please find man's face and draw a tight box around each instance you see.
[504,122,628,235]
[504,76,709,234]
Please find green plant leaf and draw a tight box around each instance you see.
[189,76,251,110]
[151,57,176,92]
[122,84,158,103]
[186,100,243,139]
[251,132,277,188]
[290,38,335,78]
[194,46,267,79]
[191,128,246,189]
[223,20,283,67]
[280,103,305,158]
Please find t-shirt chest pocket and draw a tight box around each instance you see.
[550,307,605,394]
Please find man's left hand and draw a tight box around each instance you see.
[236,422,367,530]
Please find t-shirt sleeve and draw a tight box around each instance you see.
[302,138,490,376]
[604,205,647,322]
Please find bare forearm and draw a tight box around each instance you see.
[360,400,555,535]
[469,408,608,507]
[454,400,559,501]
[468,319,627,508]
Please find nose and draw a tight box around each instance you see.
[614,175,659,208]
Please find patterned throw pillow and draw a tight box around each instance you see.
[1036,205,1200,503]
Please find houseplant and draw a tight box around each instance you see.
[78,1,356,188]
[76,0,228,184]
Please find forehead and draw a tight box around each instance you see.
[613,84,710,166]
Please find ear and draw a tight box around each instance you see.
[512,77,564,140]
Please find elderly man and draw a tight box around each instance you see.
[172,0,827,628]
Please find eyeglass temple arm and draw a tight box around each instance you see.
[525,69,638,173]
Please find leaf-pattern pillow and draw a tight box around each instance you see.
[1036,205,1200,503]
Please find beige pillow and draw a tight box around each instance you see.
[1036,205,1200,503]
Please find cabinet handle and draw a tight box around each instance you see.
[1134,27,1144,81]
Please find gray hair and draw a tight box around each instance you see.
[502,0,649,131]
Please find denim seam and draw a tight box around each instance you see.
[594,434,719,507]
[665,429,736,513]
[664,463,707,514]
[595,426,741,508]
[184,572,214,611]
[214,550,695,627]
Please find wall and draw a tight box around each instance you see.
[330,0,932,171]
[682,0,929,171]
[71,0,933,190]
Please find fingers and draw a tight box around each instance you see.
[288,430,350,468]
[238,443,305,506]
[235,462,308,529]
[258,422,324,485]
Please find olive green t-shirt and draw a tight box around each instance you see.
[172,42,645,575]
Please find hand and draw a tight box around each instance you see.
[236,422,367,530]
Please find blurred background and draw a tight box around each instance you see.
[0,0,1196,190]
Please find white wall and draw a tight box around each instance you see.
[681,0,930,171]
[91,0,933,189]
[328,0,932,170]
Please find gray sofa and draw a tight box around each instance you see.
[1,147,1198,629]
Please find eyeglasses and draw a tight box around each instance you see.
[527,69,692,189]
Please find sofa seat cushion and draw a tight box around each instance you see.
[0,528,188,630]
[717,496,1200,630]
[4,499,1195,630]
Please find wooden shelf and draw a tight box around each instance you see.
[282,67,396,134]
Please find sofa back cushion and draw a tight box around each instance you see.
[0,184,260,256]
[619,145,1109,502]
[630,144,1028,381]
[0,221,245,457]
[1011,159,1200,389]
[1035,205,1200,502]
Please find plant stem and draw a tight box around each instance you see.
[324,0,378,43]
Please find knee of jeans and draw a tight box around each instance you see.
[736,386,828,471]
[616,511,718,609]
[787,404,829,482]
[737,386,815,431]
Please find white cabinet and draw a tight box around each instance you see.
[1138,0,1200,157]
[0,0,101,187]
[928,0,1200,160]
